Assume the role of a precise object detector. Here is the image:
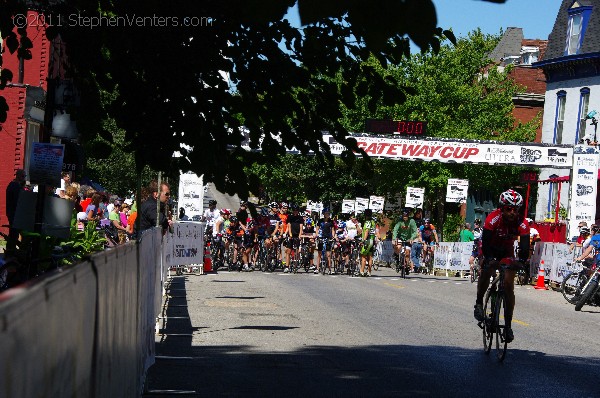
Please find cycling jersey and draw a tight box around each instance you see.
[362,220,376,237]
[203,208,220,227]
[346,219,358,239]
[482,208,529,261]
[393,219,418,242]
[317,218,335,238]
[267,213,280,235]
[278,213,289,234]
[419,224,436,243]
[287,214,304,237]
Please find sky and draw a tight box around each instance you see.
[285,0,564,47]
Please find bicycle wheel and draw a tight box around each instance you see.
[561,272,588,304]
[400,254,406,279]
[372,259,379,271]
[575,279,598,311]
[495,293,508,362]
[470,267,478,284]
[481,289,494,354]
[394,252,400,273]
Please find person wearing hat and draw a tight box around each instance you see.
[5,169,26,257]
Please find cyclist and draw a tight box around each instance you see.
[392,210,418,272]
[315,207,335,274]
[284,203,304,272]
[359,209,377,276]
[469,218,482,277]
[334,220,351,274]
[224,216,244,267]
[474,189,530,344]
[420,218,439,269]
[302,216,317,271]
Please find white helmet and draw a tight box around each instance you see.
[499,189,523,207]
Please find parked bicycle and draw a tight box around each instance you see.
[561,260,591,305]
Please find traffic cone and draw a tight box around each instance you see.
[534,260,547,290]
[203,243,212,272]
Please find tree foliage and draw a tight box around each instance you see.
[0,0,508,197]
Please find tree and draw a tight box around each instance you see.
[0,0,509,197]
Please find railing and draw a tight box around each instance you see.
[0,227,165,398]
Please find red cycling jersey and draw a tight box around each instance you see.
[483,208,529,258]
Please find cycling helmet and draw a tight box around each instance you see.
[230,216,238,222]
[239,200,248,207]
[269,201,279,208]
[499,189,523,207]
[474,218,481,225]
[290,203,300,211]
[280,202,289,208]
[322,207,330,213]
[220,208,231,215]
[208,200,217,206]
[580,227,591,234]
[337,221,346,229]
[424,218,431,223]
[401,210,409,217]
[306,218,313,226]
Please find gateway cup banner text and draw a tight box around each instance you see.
[322,135,574,168]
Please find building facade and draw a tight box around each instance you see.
[534,0,600,223]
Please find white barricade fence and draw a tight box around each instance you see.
[374,240,394,264]
[0,226,165,398]
[433,242,472,271]
[529,242,577,284]
[165,222,205,267]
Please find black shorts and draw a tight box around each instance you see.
[481,258,524,271]
[317,238,333,252]
[286,237,301,249]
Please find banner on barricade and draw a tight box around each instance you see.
[530,242,574,284]
[433,242,472,271]
[166,222,205,266]
[375,240,394,264]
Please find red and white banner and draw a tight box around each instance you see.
[323,135,573,168]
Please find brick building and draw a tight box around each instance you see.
[488,27,548,143]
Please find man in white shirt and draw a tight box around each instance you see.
[202,200,220,229]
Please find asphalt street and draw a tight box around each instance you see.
[144,267,600,397]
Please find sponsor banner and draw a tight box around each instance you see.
[341,199,355,214]
[355,197,369,214]
[240,132,574,168]
[369,195,385,213]
[446,178,469,203]
[405,187,425,208]
[321,134,574,168]
[374,240,394,264]
[384,193,403,211]
[178,173,204,221]
[433,242,472,271]
[569,145,600,239]
[530,242,575,284]
[166,222,205,266]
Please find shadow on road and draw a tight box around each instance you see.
[145,274,600,397]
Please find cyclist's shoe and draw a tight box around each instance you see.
[505,328,514,344]
[309,265,316,271]
[474,304,484,322]
[283,267,290,273]
[314,269,319,274]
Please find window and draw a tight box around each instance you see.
[520,46,539,65]
[564,4,593,56]
[577,88,590,143]
[566,13,583,55]
[554,91,566,144]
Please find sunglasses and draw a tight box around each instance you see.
[502,206,518,213]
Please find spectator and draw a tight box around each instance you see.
[120,203,129,228]
[179,207,189,221]
[139,181,172,233]
[126,201,138,236]
[5,169,26,257]
[76,212,88,231]
[85,193,102,222]
[459,223,474,242]
[55,171,71,198]
[80,188,95,213]
[65,184,83,212]
[109,199,128,243]
[570,224,590,254]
